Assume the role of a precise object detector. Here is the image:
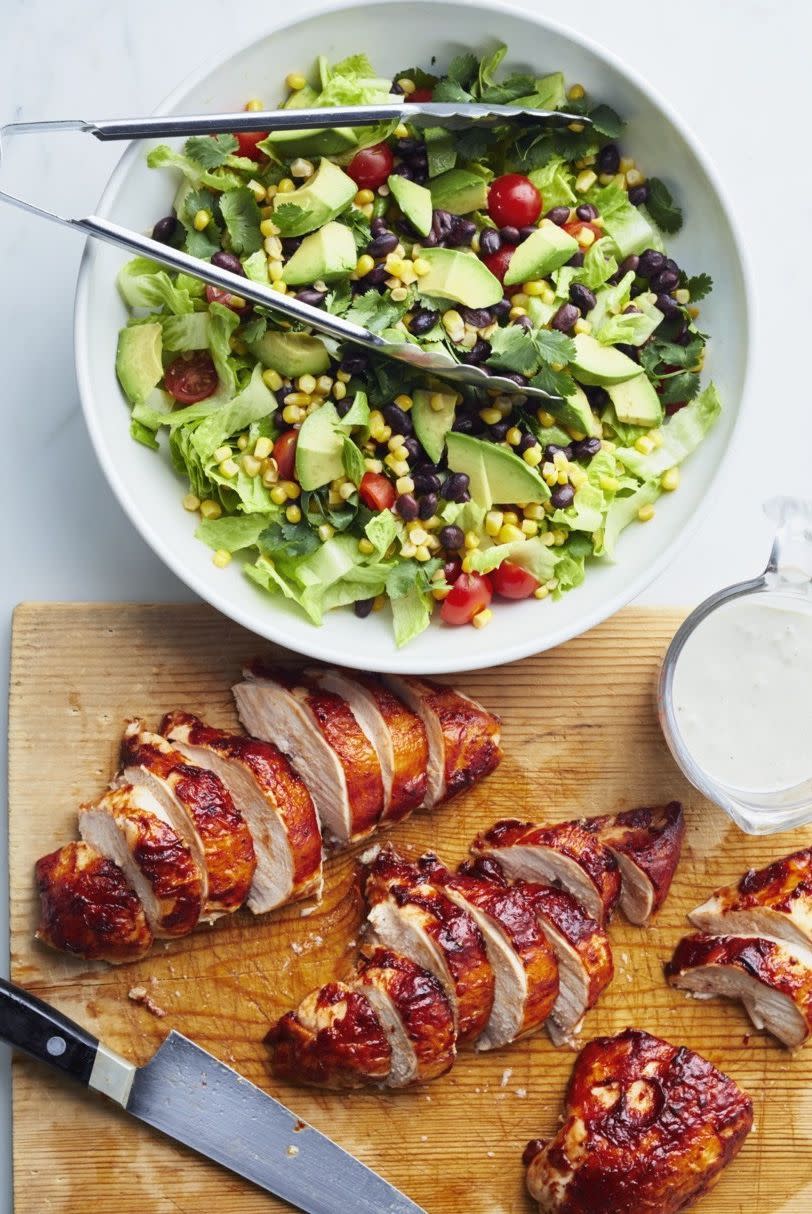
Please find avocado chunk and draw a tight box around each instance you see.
[547,383,601,437]
[116,323,163,406]
[503,220,578,286]
[446,433,550,507]
[608,375,663,428]
[250,331,330,378]
[295,400,344,490]
[417,248,502,308]
[282,221,357,285]
[412,388,456,463]
[262,86,358,160]
[272,159,357,236]
[429,169,488,215]
[388,174,433,237]
[570,333,643,386]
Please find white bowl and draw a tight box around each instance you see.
[75,0,751,674]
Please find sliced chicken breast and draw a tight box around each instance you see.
[382,675,502,807]
[160,711,322,914]
[352,947,456,1085]
[267,981,392,1089]
[581,802,685,924]
[119,723,255,918]
[424,856,558,1050]
[689,846,812,953]
[233,663,384,844]
[78,784,204,937]
[471,819,621,924]
[666,932,812,1049]
[306,669,428,822]
[35,841,153,964]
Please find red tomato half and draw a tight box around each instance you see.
[487,173,542,229]
[407,87,433,103]
[563,220,602,245]
[164,352,219,404]
[359,471,397,511]
[273,430,299,481]
[233,130,269,161]
[482,245,517,284]
[490,560,540,600]
[205,284,250,313]
[440,572,493,626]
[346,142,394,190]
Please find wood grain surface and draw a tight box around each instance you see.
[8,602,812,1214]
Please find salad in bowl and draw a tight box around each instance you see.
[115,43,720,648]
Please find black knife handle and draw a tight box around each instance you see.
[0,977,99,1084]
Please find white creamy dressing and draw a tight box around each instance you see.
[671,594,812,792]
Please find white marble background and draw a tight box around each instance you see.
[0,0,809,1207]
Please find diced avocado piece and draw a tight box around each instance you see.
[417,248,502,308]
[412,388,456,463]
[272,159,356,235]
[264,85,357,159]
[282,221,356,285]
[430,169,488,215]
[570,333,643,386]
[446,433,550,507]
[249,331,330,378]
[548,384,601,437]
[445,433,492,511]
[503,220,578,286]
[512,72,565,111]
[602,205,660,259]
[423,127,456,178]
[388,175,433,237]
[116,323,163,406]
[295,400,344,490]
[608,375,663,428]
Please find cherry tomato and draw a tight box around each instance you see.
[164,352,219,404]
[233,130,269,161]
[346,142,395,190]
[490,560,540,600]
[205,284,250,313]
[440,572,493,626]
[407,87,433,103]
[487,173,542,229]
[563,220,602,245]
[273,430,299,481]
[359,471,397,511]
[482,245,517,284]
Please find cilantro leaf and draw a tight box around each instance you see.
[645,177,683,234]
[530,365,578,399]
[432,79,473,104]
[487,325,576,385]
[386,559,441,600]
[301,488,358,532]
[533,329,577,365]
[179,187,222,258]
[345,291,408,334]
[240,314,267,343]
[446,52,478,88]
[271,203,311,237]
[219,187,262,255]
[338,206,372,251]
[658,370,700,406]
[325,280,352,316]
[394,66,437,91]
[640,333,704,375]
[454,127,497,162]
[486,326,539,376]
[587,104,624,139]
[479,74,537,104]
[684,272,713,302]
[259,519,320,559]
[184,227,220,259]
[184,133,239,169]
[342,436,366,486]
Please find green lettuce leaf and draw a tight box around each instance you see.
[195,513,274,552]
[192,364,276,463]
[577,238,619,290]
[161,312,210,351]
[207,302,241,397]
[241,250,270,284]
[615,383,721,479]
[466,536,558,582]
[117,257,196,315]
[391,585,432,647]
[527,157,576,210]
[601,481,661,557]
[595,307,662,347]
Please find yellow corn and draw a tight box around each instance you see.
[193,209,211,231]
[626,168,645,188]
[261,369,283,392]
[397,77,416,95]
[523,503,546,521]
[522,280,546,297]
[281,480,300,500]
[396,476,415,495]
[637,503,655,522]
[394,394,413,411]
[523,446,542,467]
[634,435,655,455]
[276,178,295,194]
[282,404,305,425]
[260,218,279,237]
[400,540,417,559]
[661,467,680,492]
[503,511,519,526]
[463,531,480,550]
[355,254,375,277]
[567,83,585,100]
[537,409,556,428]
[619,156,636,174]
[218,457,239,479]
[354,189,375,207]
[296,374,316,395]
[533,585,550,599]
[212,549,231,568]
[576,226,596,247]
[270,485,288,505]
[573,318,591,335]
[317,523,335,542]
[333,381,347,401]
[430,391,456,413]
[599,475,619,493]
[270,281,288,295]
[414,545,431,563]
[182,493,201,512]
[290,158,314,179]
[521,519,539,537]
[413,257,431,277]
[472,608,493,629]
[213,445,232,464]
[267,259,285,281]
[390,286,409,302]
[286,73,307,91]
[285,504,302,524]
[575,169,597,193]
[674,288,690,306]
[485,510,504,537]
[199,499,221,520]
[242,454,261,478]
[498,524,526,544]
[394,123,410,139]
[506,427,522,447]
[358,537,375,555]
[245,98,264,112]
[246,179,266,203]
[509,305,527,320]
[479,406,502,425]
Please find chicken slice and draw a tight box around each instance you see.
[666,932,812,1049]
[689,846,812,952]
[305,669,428,822]
[160,711,322,914]
[233,663,384,845]
[525,1028,752,1214]
[35,841,153,964]
[78,784,204,937]
[382,675,502,807]
[471,819,621,924]
[423,855,559,1050]
[579,802,685,925]
[119,723,255,918]
[266,981,391,1089]
[363,845,495,1043]
[352,947,456,1085]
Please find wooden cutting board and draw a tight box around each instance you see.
[8,602,812,1214]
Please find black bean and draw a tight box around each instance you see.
[294,288,327,306]
[519,225,538,241]
[354,598,375,618]
[618,254,640,276]
[597,143,620,175]
[500,371,529,386]
[281,236,302,256]
[412,470,441,495]
[275,385,294,404]
[433,209,454,233]
[544,442,573,462]
[394,137,420,156]
[499,225,520,245]
[418,493,438,520]
[447,217,476,247]
[572,436,602,461]
[451,412,476,434]
[545,206,570,226]
[518,432,538,453]
[396,493,419,521]
[352,276,378,295]
[334,397,353,418]
[584,385,609,409]
[567,251,585,267]
[628,184,649,206]
[210,249,245,276]
[615,343,640,362]
[515,315,533,333]
[440,525,464,551]
[467,337,492,364]
[656,292,682,318]
[460,306,492,329]
[489,420,510,441]
[550,483,575,510]
[368,231,398,258]
[479,228,502,257]
[442,472,470,502]
[402,436,421,461]
[367,265,389,286]
[383,403,413,436]
[552,303,579,333]
[408,308,439,336]
[371,216,388,235]
[390,80,405,95]
[570,283,596,313]
[340,351,368,375]
[576,203,597,222]
[651,269,679,294]
[395,218,416,238]
[152,215,179,244]
[676,329,693,346]
[391,162,414,180]
[637,248,664,278]
[492,298,512,319]
[664,257,679,275]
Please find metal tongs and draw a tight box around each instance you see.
[0,102,590,400]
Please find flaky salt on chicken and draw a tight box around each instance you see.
[524,1028,752,1214]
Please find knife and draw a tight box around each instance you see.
[0,978,426,1214]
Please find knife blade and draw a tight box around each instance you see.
[0,978,426,1214]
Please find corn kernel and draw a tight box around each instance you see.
[242,454,261,478]
[509,294,530,312]
[569,121,585,133]
[213,445,232,464]
[661,467,680,492]
[260,218,279,237]
[430,391,456,413]
[540,531,555,546]
[509,305,527,320]
[269,485,288,505]
[637,503,655,522]
[282,404,304,425]
[277,177,295,194]
[533,585,550,599]
[355,253,375,277]
[523,446,542,467]
[261,463,279,487]
[537,409,556,428]
[235,434,249,451]
[502,511,519,526]
[354,189,375,207]
[413,544,430,563]
[270,280,288,295]
[573,318,592,335]
[199,499,222,520]
[674,288,690,306]
[339,481,356,500]
[394,394,413,412]
[464,531,480,550]
[634,435,655,455]
[396,476,415,495]
[688,305,701,320]
[599,474,619,493]
[252,436,272,461]
[316,523,335,542]
[193,209,211,231]
[332,381,347,401]
[246,179,267,202]
[524,503,546,521]
[212,548,232,568]
[218,457,239,479]
[479,406,502,425]
[286,391,312,408]
[413,257,431,277]
[279,480,299,500]
[505,427,522,447]
[625,168,645,189]
[360,203,374,219]
[358,537,375,555]
[373,595,387,612]
[295,373,315,396]
[390,286,409,302]
[521,519,539,536]
[576,226,596,247]
[575,169,597,193]
[568,83,586,100]
[599,172,615,186]
[245,98,264,112]
[261,369,283,392]
[472,608,493,629]
[553,450,568,469]
[394,123,410,138]
[540,284,556,305]
[432,585,451,601]
[286,72,307,91]
[315,375,333,396]
[397,77,416,95]
[498,524,526,544]
[650,429,664,449]
[290,157,314,179]
[522,280,546,297]
[442,309,464,334]
[285,504,302,524]
[485,511,504,537]
[182,492,201,512]
[619,156,636,174]
[400,540,417,559]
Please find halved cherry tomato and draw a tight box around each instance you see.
[563,220,602,245]
[164,352,219,404]
[407,87,433,103]
[346,142,394,190]
[490,560,540,600]
[205,284,250,313]
[273,430,299,481]
[233,130,269,161]
[359,471,397,511]
[487,173,541,229]
[482,245,517,284]
[440,572,493,626]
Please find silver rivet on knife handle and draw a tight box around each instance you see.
[89,1042,137,1107]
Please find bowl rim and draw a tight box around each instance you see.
[73,0,754,673]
